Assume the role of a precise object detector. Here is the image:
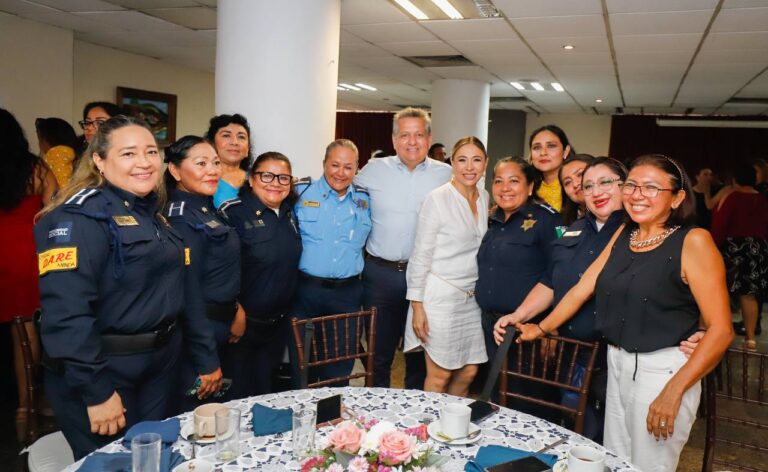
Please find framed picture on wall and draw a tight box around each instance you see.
[116,86,177,146]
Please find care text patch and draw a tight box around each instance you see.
[38,247,78,276]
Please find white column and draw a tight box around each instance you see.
[216,0,341,178]
[430,79,491,151]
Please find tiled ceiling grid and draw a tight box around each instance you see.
[1,0,767,115]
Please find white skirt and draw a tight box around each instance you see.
[404,273,488,370]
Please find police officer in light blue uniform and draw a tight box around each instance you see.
[292,139,371,385]
[34,117,220,459]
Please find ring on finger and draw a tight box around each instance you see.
[659,420,666,428]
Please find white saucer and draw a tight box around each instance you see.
[180,423,216,444]
[427,421,482,445]
[173,459,214,472]
[553,459,610,471]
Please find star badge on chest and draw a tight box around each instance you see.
[521,215,537,232]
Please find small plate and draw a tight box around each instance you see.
[553,460,610,472]
[180,423,216,444]
[173,459,214,472]
[427,421,481,445]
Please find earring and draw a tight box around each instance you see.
[98,168,104,176]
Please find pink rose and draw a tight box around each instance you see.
[327,420,364,454]
[378,430,416,465]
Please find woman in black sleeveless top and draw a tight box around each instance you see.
[517,154,733,471]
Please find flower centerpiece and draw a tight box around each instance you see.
[301,416,445,472]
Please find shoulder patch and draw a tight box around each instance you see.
[219,198,242,214]
[64,188,99,206]
[167,201,185,217]
[536,202,558,214]
[39,247,77,275]
[295,176,312,186]
[352,184,369,195]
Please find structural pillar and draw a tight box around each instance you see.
[430,79,491,151]
[216,0,341,178]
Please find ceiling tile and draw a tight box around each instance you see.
[526,35,609,54]
[711,7,768,32]
[552,64,615,77]
[610,10,712,35]
[75,10,187,30]
[735,70,768,96]
[479,61,552,80]
[723,0,768,8]
[32,0,124,11]
[617,50,694,65]
[344,22,437,43]
[341,0,409,25]
[420,18,517,41]
[705,31,768,49]
[612,33,701,53]
[510,15,605,38]
[494,0,602,18]
[423,65,496,82]
[696,48,768,64]
[489,82,524,97]
[538,50,612,66]
[143,7,216,29]
[0,0,118,31]
[340,42,393,58]
[606,0,718,13]
[448,38,529,56]
[340,30,367,44]
[379,41,458,56]
[108,0,198,8]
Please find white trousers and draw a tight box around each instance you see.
[604,345,701,472]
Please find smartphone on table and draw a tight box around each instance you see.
[316,394,343,427]
[484,456,552,472]
[468,399,499,423]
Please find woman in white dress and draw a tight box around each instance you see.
[405,136,489,396]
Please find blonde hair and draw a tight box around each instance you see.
[40,115,162,217]
[323,138,359,162]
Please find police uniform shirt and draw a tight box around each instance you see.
[219,190,301,318]
[540,210,624,341]
[475,201,561,315]
[294,176,371,279]
[166,189,240,305]
[34,184,218,406]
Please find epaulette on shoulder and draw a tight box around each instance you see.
[166,201,186,218]
[353,184,369,195]
[295,176,312,187]
[536,202,558,214]
[218,198,242,214]
[64,188,100,206]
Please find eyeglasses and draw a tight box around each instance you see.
[254,171,293,185]
[621,182,673,198]
[582,178,622,195]
[78,119,107,130]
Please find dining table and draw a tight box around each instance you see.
[65,386,639,471]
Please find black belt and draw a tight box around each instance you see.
[246,313,286,327]
[206,301,237,323]
[300,272,360,288]
[483,310,508,321]
[365,253,408,272]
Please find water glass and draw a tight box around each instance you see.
[292,407,316,459]
[215,408,241,462]
[131,432,161,472]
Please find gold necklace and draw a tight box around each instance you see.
[629,225,681,248]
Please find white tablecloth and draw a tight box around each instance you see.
[66,387,639,471]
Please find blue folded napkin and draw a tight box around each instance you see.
[78,447,185,472]
[251,402,292,436]
[121,418,181,447]
[464,445,558,472]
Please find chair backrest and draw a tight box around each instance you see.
[13,312,42,446]
[498,334,599,434]
[702,347,768,472]
[291,308,377,389]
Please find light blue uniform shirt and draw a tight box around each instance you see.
[294,176,372,278]
[353,156,452,262]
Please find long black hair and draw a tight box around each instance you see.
[0,108,42,210]
[35,117,79,150]
[559,153,596,225]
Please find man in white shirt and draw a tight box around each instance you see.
[354,108,452,388]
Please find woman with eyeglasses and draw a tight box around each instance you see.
[206,114,252,208]
[219,152,301,397]
[76,102,124,159]
[513,154,733,471]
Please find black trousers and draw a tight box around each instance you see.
[226,316,289,400]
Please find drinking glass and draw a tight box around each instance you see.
[215,408,241,462]
[131,432,161,472]
[292,407,316,459]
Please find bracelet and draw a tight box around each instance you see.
[696,328,707,333]
[537,323,549,336]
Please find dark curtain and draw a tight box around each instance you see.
[609,115,768,181]
[335,111,395,169]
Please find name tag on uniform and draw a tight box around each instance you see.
[38,247,78,275]
[303,201,320,207]
[184,248,191,266]
[563,230,582,237]
[112,215,138,226]
[205,219,221,229]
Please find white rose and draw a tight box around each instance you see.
[360,420,396,452]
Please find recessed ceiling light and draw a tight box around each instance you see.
[510,82,526,91]
[394,0,429,20]
[563,44,575,50]
[430,0,463,19]
[551,82,564,92]
[595,99,603,103]
[355,83,378,91]
[531,82,545,91]
[339,83,361,91]
[337,86,346,91]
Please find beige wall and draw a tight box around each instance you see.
[73,41,215,140]
[525,113,612,157]
[0,12,73,154]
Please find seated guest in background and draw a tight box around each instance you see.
[35,116,221,459]
[404,136,489,396]
[754,158,768,196]
[691,167,714,229]
[710,163,768,352]
[476,156,561,418]
[292,139,371,385]
[516,154,733,471]
[428,142,447,163]
[164,135,242,408]
[35,117,79,187]
[76,101,123,158]
[528,124,574,212]
[206,113,251,208]
[354,107,452,389]
[559,154,595,226]
[220,152,301,397]
[1,108,58,441]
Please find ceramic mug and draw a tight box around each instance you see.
[567,445,605,472]
[440,403,471,439]
[193,403,226,438]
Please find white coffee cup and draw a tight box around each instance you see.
[567,445,605,472]
[193,403,226,438]
[440,403,471,439]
